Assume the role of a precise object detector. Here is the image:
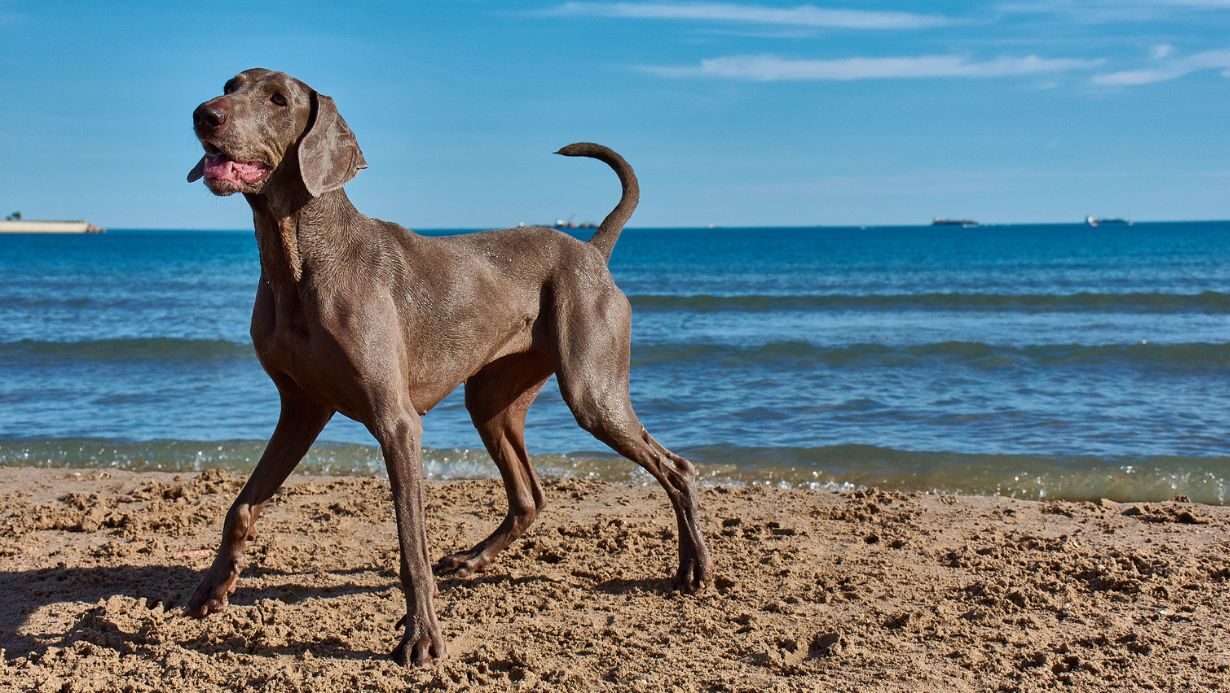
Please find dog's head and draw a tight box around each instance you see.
[187,68,366,198]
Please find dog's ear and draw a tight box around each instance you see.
[187,156,205,182]
[297,92,367,197]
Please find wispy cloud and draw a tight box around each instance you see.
[999,0,1230,23]
[1165,0,1230,7]
[1092,48,1230,85]
[1150,43,1175,59]
[547,2,954,30]
[641,54,1102,81]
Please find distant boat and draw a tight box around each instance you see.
[0,219,104,234]
[931,218,978,228]
[1086,216,1132,228]
[551,215,597,230]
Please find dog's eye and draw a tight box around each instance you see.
[270,92,287,107]
[223,81,237,95]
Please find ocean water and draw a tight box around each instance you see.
[2,224,1228,503]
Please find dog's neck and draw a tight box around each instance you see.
[245,188,358,312]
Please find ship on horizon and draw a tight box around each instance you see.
[1086,216,1132,228]
[550,214,597,230]
[0,212,104,234]
[931,217,978,228]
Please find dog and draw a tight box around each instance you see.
[183,68,713,665]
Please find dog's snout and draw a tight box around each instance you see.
[193,103,228,131]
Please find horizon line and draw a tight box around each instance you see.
[92,218,1230,232]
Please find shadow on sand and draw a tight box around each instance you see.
[0,564,396,662]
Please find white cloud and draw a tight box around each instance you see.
[1092,48,1230,85]
[548,2,953,30]
[1150,43,1174,59]
[641,54,1102,81]
[1091,67,1187,85]
[997,1,1164,23]
[999,0,1230,22]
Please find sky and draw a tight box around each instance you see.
[2,0,1230,228]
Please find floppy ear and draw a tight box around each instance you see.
[187,156,205,182]
[297,92,367,197]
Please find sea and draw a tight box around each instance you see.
[2,223,1228,503]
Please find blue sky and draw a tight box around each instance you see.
[2,1,1230,228]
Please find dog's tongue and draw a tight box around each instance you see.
[203,154,269,184]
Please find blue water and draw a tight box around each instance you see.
[2,224,1229,502]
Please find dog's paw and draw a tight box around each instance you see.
[433,550,492,578]
[674,554,714,595]
[184,560,240,617]
[390,633,447,667]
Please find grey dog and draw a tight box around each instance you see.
[184,68,713,665]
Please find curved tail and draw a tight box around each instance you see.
[555,142,639,261]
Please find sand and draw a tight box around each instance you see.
[0,467,1227,691]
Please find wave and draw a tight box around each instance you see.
[0,295,109,309]
[0,338,251,362]
[0,294,241,311]
[7,291,1229,315]
[629,291,1230,314]
[685,443,1230,505]
[1,437,1225,505]
[632,340,1230,370]
[3,337,1226,372]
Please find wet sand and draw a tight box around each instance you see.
[1,467,1227,691]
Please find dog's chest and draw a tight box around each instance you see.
[249,280,384,414]
[250,284,328,383]
[251,305,314,378]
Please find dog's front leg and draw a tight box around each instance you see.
[186,386,332,617]
[371,407,447,666]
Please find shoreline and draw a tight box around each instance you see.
[3,437,1227,506]
[1,466,1227,689]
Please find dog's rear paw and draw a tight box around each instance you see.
[433,550,493,578]
[390,633,447,667]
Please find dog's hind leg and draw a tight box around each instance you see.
[186,379,333,616]
[551,288,713,593]
[435,353,553,577]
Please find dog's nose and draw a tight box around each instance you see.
[193,104,228,130]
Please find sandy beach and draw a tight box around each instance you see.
[0,467,1227,691]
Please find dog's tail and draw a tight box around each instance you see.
[555,142,639,261]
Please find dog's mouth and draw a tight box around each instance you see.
[201,145,271,186]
